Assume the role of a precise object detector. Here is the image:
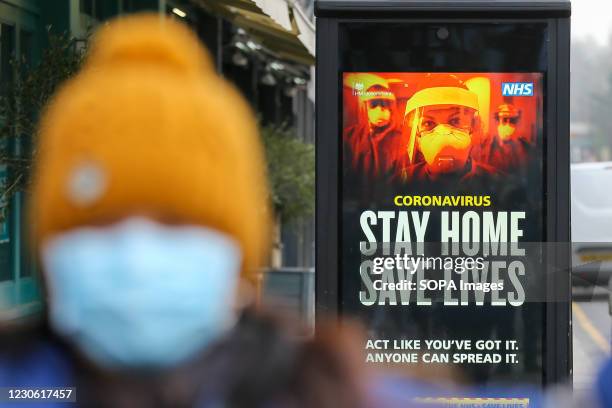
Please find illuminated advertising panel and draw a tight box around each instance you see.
[316,2,571,393]
[342,72,545,385]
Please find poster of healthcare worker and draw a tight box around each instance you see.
[341,72,546,386]
[343,72,542,185]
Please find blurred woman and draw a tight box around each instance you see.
[0,15,368,408]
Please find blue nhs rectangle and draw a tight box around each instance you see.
[502,82,534,96]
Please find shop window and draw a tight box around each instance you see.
[20,30,33,66]
[80,0,94,16]
[80,0,108,20]
[123,0,159,13]
[0,23,15,94]
[0,23,14,281]
[0,177,10,282]
[19,194,33,278]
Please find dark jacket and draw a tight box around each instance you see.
[0,311,367,408]
[484,136,534,173]
[344,123,407,181]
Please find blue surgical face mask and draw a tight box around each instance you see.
[42,217,242,370]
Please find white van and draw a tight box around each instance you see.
[571,161,612,286]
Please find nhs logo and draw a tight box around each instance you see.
[502,82,534,96]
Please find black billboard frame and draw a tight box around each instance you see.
[315,1,572,386]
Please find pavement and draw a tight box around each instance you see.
[572,288,610,397]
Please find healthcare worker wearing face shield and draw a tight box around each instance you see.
[484,103,533,173]
[365,87,394,128]
[399,74,498,184]
[344,74,405,180]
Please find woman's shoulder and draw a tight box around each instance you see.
[0,323,74,388]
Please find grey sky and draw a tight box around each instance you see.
[572,0,612,45]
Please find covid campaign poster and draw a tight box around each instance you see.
[342,72,546,390]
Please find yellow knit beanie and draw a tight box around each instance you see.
[30,14,271,279]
